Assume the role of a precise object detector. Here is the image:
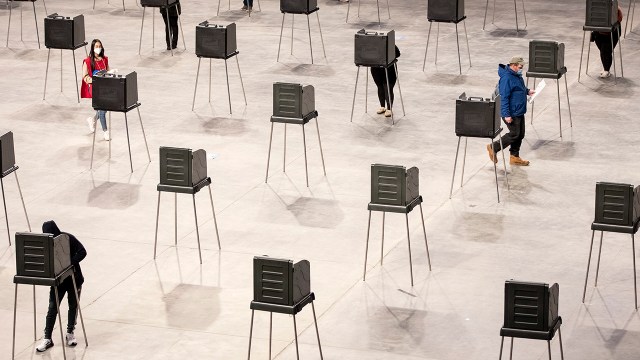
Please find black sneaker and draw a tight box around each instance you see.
[36,338,53,352]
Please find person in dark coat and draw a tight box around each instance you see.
[160,0,181,50]
[591,5,623,78]
[370,45,401,118]
[36,220,87,353]
[487,56,535,166]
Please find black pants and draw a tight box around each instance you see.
[491,116,525,157]
[162,14,179,49]
[371,66,397,109]
[592,24,620,72]
[243,0,253,6]
[44,278,81,339]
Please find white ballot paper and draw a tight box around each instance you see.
[528,80,546,104]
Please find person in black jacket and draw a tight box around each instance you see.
[36,220,87,353]
[370,45,401,118]
[160,0,181,50]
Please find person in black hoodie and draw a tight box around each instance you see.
[160,0,181,50]
[36,220,87,353]
[371,45,401,118]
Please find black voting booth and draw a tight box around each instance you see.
[247,256,323,360]
[276,0,327,65]
[483,0,528,33]
[5,0,47,48]
[153,146,221,264]
[265,82,327,187]
[0,132,32,246]
[42,13,87,104]
[582,182,640,309]
[526,40,573,138]
[363,164,432,286]
[90,71,151,173]
[578,0,624,82]
[350,29,405,125]
[11,232,88,360]
[423,0,471,75]
[138,0,186,56]
[192,21,247,114]
[498,281,564,360]
[449,92,509,203]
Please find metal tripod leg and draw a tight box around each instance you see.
[547,340,551,360]
[611,32,617,84]
[54,286,67,360]
[394,63,405,116]
[522,0,527,28]
[449,136,462,198]
[265,122,274,182]
[192,58,201,111]
[165,10,173,56]
[633,234,637,309]
[136,108,150,163]
[192,194,203,264]
[1,178,10,246]
[179,15,186,50]
[316,12,326,60]
[405,213,414,286]
[268,312,273,359]
[423,22,432,71]
[384,67,394,124]
[460,137,467,187]
[32,286,35,340]
[499,135,509,189]
[207,185,221,250]
[277,13,285,62]
[594,231,604,286]
[418,203,432,271]
[90,115,97,169]
[174,193,177,245]
[139,7,145,55]
[311,301,324,359]
[586,37,591,74]
[350,66,360,122]
[514,0,519,33]
[531,77,536,123]
[11,284,17,359]
[307,14,313,64]
[283,124,287,172]
[153,192,161,259]
[617,26,624,77]
[14,172,30,231]
[247,310,254,360]
[559,328,565,360]
[363,210,371,280]
[346,0,350,22]
[302,124,309,187]
[509,337,514,360]
[386,0,390,19]
[493,140,500,203]
[291,15,294,55]
[224,59,232,114]
[556,79,562,138]
[32,1,40,48]
[380,212,385,265]
[482,0,489,30]
[564,75,572,127]
[6,0,11,47]
[499,336,504,360]
[435,24,439,64]
[293,314,300,360]
[463,19,471,67]
[455,22,461,75]
[73,49,80,103]
[124,113,133,173]
[376,0,380,25]
[315,118,326,176]
[60,49,62,93]
[43,48,50,100]
[70,274,88,346]
[578,31,585,82]
[236,55,247,105]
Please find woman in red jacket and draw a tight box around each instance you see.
[81,39,110,141]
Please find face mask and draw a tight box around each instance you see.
[94,47,102,55]
[517,69,523,75]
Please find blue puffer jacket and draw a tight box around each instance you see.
[498,64,529,118]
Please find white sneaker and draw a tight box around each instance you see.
[66,333,77,347]
[376,107,386,114]
[36,338,53,352]
[384,109,392,117]
[599,71,611,78]
[103,130,110,141]
[86,117,95,132]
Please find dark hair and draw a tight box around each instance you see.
[89,39,106,71]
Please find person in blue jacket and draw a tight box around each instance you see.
[487,56,535,166]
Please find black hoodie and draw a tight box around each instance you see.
[42,220,87,286]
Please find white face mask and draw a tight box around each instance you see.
[94,47,102,55]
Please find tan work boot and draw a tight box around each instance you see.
[486,144,497,163]
[510,155,530,166]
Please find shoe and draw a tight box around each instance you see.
[510,155,530,166]
[103,130,110,141]
[247,6,252,11]
[486,144,497,163]
[171,44,177,50]
[66,333,77,347]
[36,338,53,352]
[384,109,392,117]
[599,71,611,78]
[376,107,386,114]
[86,117,95,133]
[241,5,248,10]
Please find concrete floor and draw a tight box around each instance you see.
[1,0,640,358]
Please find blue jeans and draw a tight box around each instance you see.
[96,110,107,131]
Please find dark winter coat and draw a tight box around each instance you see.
[42,220,86,286]
[160,0,181,16]
[498,64,530,118]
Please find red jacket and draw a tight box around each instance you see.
[80,56,109,99]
